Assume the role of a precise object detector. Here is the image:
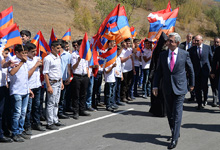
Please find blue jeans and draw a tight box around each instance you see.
[0,86,7,138]
[114,77,121,103]
[104,82,115,108]
[142,69,151,96]
[11,94,29,136]
[86,76,94,108]
[130,66,140,97]
[25,87,41,129]
[92,71,103,108]
[138,65,143,86]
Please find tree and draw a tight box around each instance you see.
[205,6,220,34]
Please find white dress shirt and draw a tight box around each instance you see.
[71,51,88,75]
[43,53,62,80]
[104,64,116,83]
[115,56,122,78]
[27,56,41,89]
[9,56,29,95]
[0,54,7,87]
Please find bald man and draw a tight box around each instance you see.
[188,35,213,110]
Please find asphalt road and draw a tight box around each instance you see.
[1,87,220,150]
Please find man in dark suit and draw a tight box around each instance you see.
[188,35,213,109]
[210,37,220,107]
[179,33,193,50]
[153,32,194,149]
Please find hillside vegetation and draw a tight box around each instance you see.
[0,0,219,42]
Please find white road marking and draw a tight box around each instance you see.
[31,108,134,139]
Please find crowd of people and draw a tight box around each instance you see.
[0,29,219,149]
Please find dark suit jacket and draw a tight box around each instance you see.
[188,44,213,77]
[153,48,194,95]
[179,41,187,50]
[211,46,220,75]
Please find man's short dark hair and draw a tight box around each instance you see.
[77,39,83,46]
[25,43,37,52]
[133,39,140,43]
[51,40,62,48]
[4,48,10,52]
[14,44,28,52]
[107,40,114,44]
[125,38,131,42]
[20,30,31,38]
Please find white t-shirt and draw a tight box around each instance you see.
[104,64,115,83]
[120,48,133,73]
[27,56,41,89]
[115,57,122,78]
[142,48,152,69]
[133,50,140,67]
[71,51,88,75]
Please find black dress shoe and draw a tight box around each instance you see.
[168,140,178,149]
[203,101,207,106]
[55,122,65,126]
[79,111,91,116]
[73,113,79,120]
[58,114,70,119]
[0,137,13,143]
[212,103,217,107]
[187,97,195,101]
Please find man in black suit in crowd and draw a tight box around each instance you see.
[188,35,213,110]
[153,32,194,149]
[179,33,193,50]
[210,37,220,107]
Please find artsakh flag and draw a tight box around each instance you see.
[0,6,14,31]
[49,28,57,47]
[62,28,71,41]
[79,32,92,61]
[147,1,178,39]
[0,23,22,52]
[31,31,51,59]
[98,46,117,68]
[130,26,137,39]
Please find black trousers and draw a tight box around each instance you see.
[209,75,218,104]
[164,91,185,141]
[195,74,209,106]
[71,75,89,114]
[121,70,133,100]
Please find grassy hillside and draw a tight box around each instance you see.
[0,0,219,43]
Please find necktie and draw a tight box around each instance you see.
[170,51,175,72]
[199,47,202,58]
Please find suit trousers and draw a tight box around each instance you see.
[71,75,89,114]
[121,70,133,100]
[164,91,185,141]
[195,74,208,106]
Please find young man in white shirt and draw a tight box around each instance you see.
[24,43,46,134]
[141,39,152,98]
[120,39,135,102]
[71,40,90,119]
[9,45,34,142]
[43,40,64,130]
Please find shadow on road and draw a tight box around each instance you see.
[120,110,154,117]
[103,133,169,146]
[183,105,220,114]
[128,101,151,106]
[182,123,220,133]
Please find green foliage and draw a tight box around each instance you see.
[204,6,220,35]
[68,0,79,10]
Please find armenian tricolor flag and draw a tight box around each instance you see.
[49,28,57,47]
[62,28,71,41]
[130,26,137,39]
[0,23,22,52]
[137,38,146,53]
[31,31,51,59]
[79,32,92,61]
[0,6,13,31]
